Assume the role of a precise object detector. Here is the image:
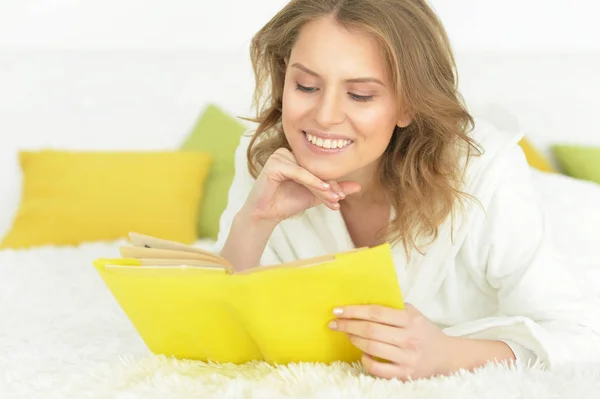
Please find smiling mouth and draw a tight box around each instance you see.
[303,131,353,150]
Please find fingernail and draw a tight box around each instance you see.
[332,192,340,200]
[328,320,338,330]
[337,192,345,199]
[323,183,330,189]
[333,308,343,316]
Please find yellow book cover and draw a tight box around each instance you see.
[93,232,405,365]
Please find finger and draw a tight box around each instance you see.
[304,184,342,211]
[272,149,358,199]
[300,183,339,207]
[361,353,412,381]
[330,319,410,348]
[322,201,341,211]
[403,303,417,312]
[278,165,341,207]
[273,163,339,209]
[284,164,333,192]
[271,149,331,192]
[301,183,341,210]
[269,151,342,210]
[272,160,333,198]
[311,196,340,211]
[333,305,408,327]
[326,180,345,200]
[348,334,410,364]
[338,181,362,196]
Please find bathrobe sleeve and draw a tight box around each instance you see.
[456,144,600,367]
[213,134,283,266]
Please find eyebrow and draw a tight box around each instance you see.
[291,62,385,87]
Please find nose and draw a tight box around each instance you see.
[314,89,345,128]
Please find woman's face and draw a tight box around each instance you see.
[282,15,410,183]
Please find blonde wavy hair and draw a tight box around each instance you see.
[244,0,482,255]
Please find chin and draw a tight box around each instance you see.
[292,153,349,181]
[288,130,356,182]
[306,164,348,182]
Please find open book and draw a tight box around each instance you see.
[93,232,405,365]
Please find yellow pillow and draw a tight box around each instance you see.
[0,150,212,249]
[518,137,556,173]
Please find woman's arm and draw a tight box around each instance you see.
[329,303,519,380]
[446,337,515,373]
[214,135,284,270]
[219,209,278,272]
[331,143,599,380]
[214,135,348,271]
[455,143,600,367]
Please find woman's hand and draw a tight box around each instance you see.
[328,304,455,381]
[241,148,361,223]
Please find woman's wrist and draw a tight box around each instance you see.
[219,209,279,272]
[236,205,280,231]
[233,209,279,246]
[444,336,516,374]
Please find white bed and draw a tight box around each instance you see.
[1,48,600,398]
[1,170,599,399]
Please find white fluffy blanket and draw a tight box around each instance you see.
[2,238,600,399]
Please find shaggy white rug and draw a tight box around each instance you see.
[2,241,600,399]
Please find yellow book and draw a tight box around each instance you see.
[93,232,405,365]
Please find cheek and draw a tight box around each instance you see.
[282,83,315,121]
[282,86,303,131]
[352,104,397,143]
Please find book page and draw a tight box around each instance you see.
[128,232,222,256]
[137,259,227,268]
[127,232,232,269]
[119,246,232,269]
[234,247,367,275]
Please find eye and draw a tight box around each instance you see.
[296,83,318,93]
[349,93,374,102]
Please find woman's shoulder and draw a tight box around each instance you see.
[231,131,274,178]
[231,133,255,177]
[465,117,524,162]
[459,117,527,188]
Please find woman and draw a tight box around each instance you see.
[215,0,600,381]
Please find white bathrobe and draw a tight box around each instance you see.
[214,118,600,368]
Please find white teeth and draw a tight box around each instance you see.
[305,132,352,149]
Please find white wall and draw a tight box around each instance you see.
[0,0,599,52]
[432,0,600,53]
[1,1,600,236]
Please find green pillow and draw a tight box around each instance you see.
[181,104,248,239]
[552,144,600,185]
